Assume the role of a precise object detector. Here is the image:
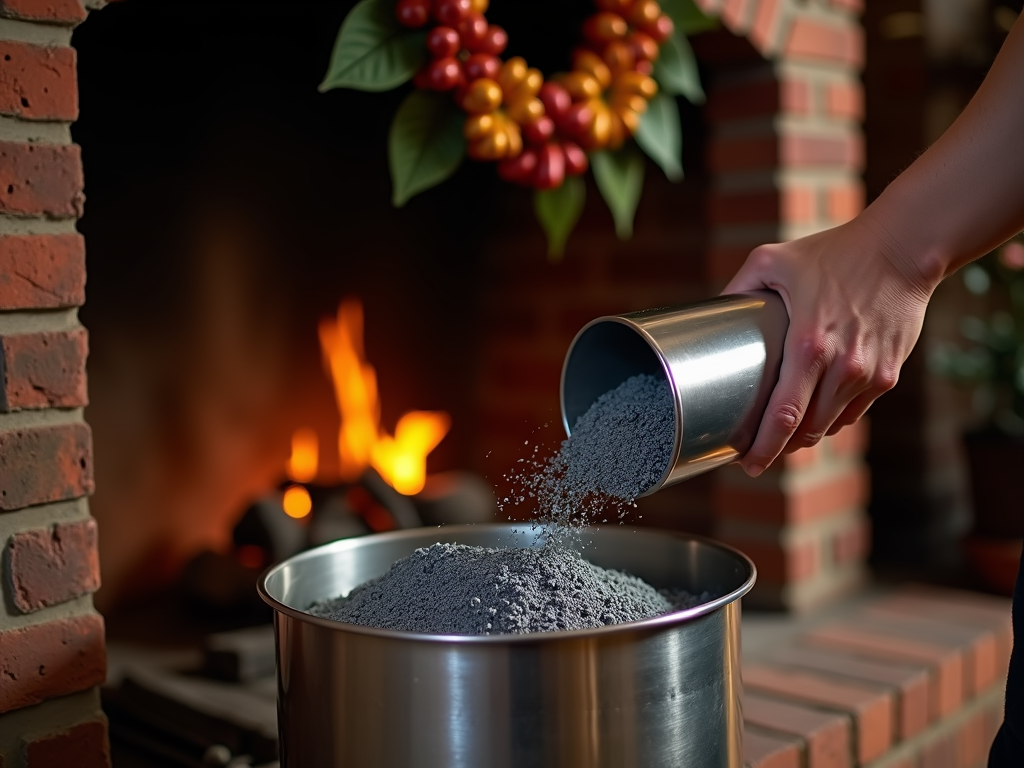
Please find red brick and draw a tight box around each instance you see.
[772,645,931,740]
[879,589,1012,679]
[857,609,998,698]
[8,518,100,613]
[785,19,864,68]
[744,726,801,768]
[719,534,818,583]
[24,718,110,768]
[828,0,863,12]
[0,0,85,23]
[920,731,955,768]
[824,81,864,121]
[0,141,83,218]
[715,466,869,525]
[806,623,964,719]
[0,42,76,121]
[783,442,824,470]
[781,133,863,170]
[744,691,851,768]
[749,0,783,52]
[0,422,93,511]
[0,234,85,310]
[745,665,894,763]
[956,710,987,768]
[708,244,760,283]
[709,134,778,172]
[832,515,870,567]
[0,613,105,713]
[825,183,865,224]
[720,0,753,32]
[0,328,88,412]
[783,186,815,223]
[827,418,868,459]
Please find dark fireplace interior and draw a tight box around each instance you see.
[72,0,711,614]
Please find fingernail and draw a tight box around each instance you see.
[747,464,764,477]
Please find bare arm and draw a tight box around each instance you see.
[724,16,1024,477]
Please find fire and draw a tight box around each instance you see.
[286,428,319,483]
[313,298,450,496]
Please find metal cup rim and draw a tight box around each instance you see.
[257,523,756,645]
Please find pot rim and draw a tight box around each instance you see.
[257,523,757,645]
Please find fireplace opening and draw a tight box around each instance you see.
[72,0,711,617]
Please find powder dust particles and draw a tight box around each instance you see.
[309,373,707,635]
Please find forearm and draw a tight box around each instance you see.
[862,15,1024,293]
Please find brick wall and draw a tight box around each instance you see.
[473,0,867,610]
[0,1,109,766]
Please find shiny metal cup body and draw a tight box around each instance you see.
[561,291,788,493]
[259,524,755,768]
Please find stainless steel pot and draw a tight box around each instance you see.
[561,291,789,494]
[259,523,755,768]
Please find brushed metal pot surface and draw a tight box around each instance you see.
[561,291,789,494]
[259,524,755,768]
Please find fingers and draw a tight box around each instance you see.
[740,330,831,476]
[785,349,874,451]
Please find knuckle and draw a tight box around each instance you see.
[872,367,899,392]
[793,429,826,448]
[796,334,829,368]
[837,354,870,386]
[771,403,803,433]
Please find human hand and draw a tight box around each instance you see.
[723,215,935,476]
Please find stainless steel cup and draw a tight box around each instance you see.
[561,291,788,494]
[259,524,755,768]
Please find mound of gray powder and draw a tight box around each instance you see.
[309,542,708,635]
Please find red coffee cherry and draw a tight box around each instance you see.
[427,26,461,58]
[396,0,431,28]
[464,53,501,81]
[524,116,556,145]
[458,12,489,51]
[562,141,589,176]
[425,57,462,90]
[480,25,509,56]
[498,148,539,185]
[538,82,572,122]
[434,0,471,26]
[533,143,566,190]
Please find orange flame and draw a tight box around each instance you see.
[286,428,319,483]
[317,298,449,495]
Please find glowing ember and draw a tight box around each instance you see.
[286,428,319,483]
[283,485,313,518]
[317,298,450,496]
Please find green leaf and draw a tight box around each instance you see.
[388,90,465,207]
[534,176,586,261]
[591,148,645,240]
[320,0,428,93]
[654,30,705,105]
[635,93,683,181]
[660,0,718,35]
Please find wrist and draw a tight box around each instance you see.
[855,190,947,300]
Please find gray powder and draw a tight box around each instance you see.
[525,373,675,532]
[309,542,709,635]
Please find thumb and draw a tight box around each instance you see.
[721,244,778,296]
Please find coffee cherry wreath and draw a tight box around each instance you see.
[397,0,671,191]
[320,0,708,255]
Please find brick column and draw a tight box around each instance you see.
[696,0,869,610]
[0,1,110,766]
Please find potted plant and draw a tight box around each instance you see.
[931,238,1024,594]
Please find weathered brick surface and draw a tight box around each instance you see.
[0,328,89,411]
[0,234,85,310]
[24,717,110,768]
[743,691,852,768]
[8,518,100,612]
[744,726,801,768]
[0,42,77,121]
[832,514,870,567]
[772,645,931,739]
[0,422,94,511]
[824,81,864,121]
[782,133,863,170]
[806,622,964,719]
[719,534,819,583]
[745,664,894,763]
[0,141,84,218]
[0,613,106,713]
[715,466,869,525]
[785,18,864,67]
[0,0,85,23]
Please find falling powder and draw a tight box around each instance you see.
[308,373,706,635]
